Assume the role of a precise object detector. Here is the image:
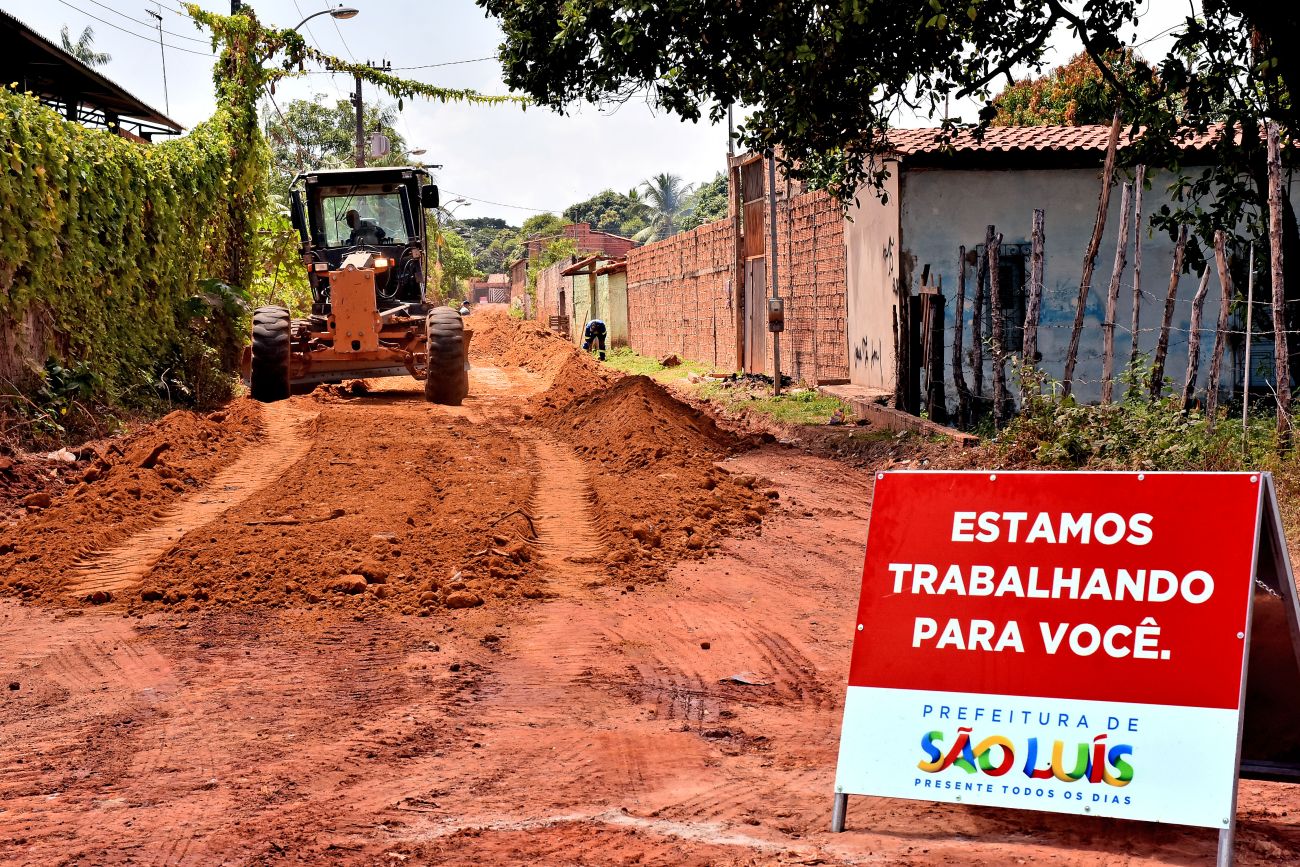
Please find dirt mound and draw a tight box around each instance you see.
[468,310,614,397]
[0,400,263,600]
[540,375,767,581]
[132,410,547,614]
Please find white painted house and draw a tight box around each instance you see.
[843,125,1272,411]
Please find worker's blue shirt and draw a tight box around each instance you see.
[585,320,607,337]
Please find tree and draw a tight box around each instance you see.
[563,189,647,235]
[521,212,568,238]
[679,172,728,231]
[262,96,406,198]
[477,1,1300,371]
[992,49,1155,127]
[634,173,694,242]
[60,25,109,68]
[433,226,478,303]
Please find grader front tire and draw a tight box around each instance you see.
[250,306,291,403]
[424,307,469,406]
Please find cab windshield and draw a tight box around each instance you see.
[318,189,410,247]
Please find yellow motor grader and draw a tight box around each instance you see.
[243,166,469,405]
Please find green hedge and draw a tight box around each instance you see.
[0,87,246,407]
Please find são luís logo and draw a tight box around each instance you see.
[919,726,1134,786]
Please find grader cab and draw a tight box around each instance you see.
[243,166,469,405]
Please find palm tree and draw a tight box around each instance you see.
[61,25,110,68]
[634,173,694,243]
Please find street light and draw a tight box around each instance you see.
[292,5,359,31]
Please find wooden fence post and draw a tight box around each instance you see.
[1206,229,1234,430]
[1021,210,1045,411]
[952,246,971,427]
[1063,110,1122,397]
[1181,265,1212,411]
[1268,122,1292,448]
[971,236,987,402]
[988,226,1008,423]
[1101,182,1133,404]
[1150,224,1187,401]
[1129,166,1146,390]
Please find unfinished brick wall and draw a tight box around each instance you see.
[626,221,736,369]
[623,185,848,382]
[774,189,849,383]
[533,260,570,324]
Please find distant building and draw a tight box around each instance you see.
[522,223,637,262]
[2,10,182,142]
[468,273,510,304]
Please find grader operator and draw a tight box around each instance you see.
[243,166,469,405]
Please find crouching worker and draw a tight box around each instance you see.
[583,318,608,361]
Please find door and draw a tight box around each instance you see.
[745,259,767,375]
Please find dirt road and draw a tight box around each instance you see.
[2,314,1298,865]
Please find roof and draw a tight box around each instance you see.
[1,10,182,138]
[301,166,431,180]
[880,123,1221,168]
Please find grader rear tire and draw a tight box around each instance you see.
[250,306,291,403]
[424,306,469,406]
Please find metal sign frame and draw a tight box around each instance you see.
[830,471,1300,867]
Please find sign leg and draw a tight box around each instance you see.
[1217,822,1235,866]
[831,792,848,833]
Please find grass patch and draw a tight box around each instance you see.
[697,381,854,426]
[601,347,711,383]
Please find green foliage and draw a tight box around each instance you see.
[477,0,1295,220]
[434,226,478,303]
[0,85,242,409]
[601,347,709,382]
[634,173,694,242]
[263,96,407,198]
[527,237,578,296]
[563,189,646,236]
[521,212,568,238]
[679,172,728,231]
[1000,369,1274,471]
[60,25,110,68]
[250,203,312,315]
[458,217,523,274]
[992,49,1155,126]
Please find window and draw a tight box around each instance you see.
[977,242,1031,355]
[317,187,410,247]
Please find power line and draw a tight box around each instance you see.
[55,0,215,58]
[76,0,212,44]
[325,0,357,63]
[392,56,497,71]
[441,189,561,213]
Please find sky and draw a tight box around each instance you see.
[7,0,1193,225]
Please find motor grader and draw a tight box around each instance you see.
[242,165,469,405]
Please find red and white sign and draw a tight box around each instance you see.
[834,471,1265,829]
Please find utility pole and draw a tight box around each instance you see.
[353,72,364,167]
[353,60,392,168]
[145,4,169,116]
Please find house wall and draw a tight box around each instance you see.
[896,167,1222,407]
[533,260,572,326]
[622,184,848,381]
[775,189,850,383]
[598,271,630,347]
[844,163,901,390]
[625,221,735,367]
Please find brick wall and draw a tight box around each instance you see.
[626,221,736,368]
[774,189,849,383]
[533,259,571,324]
[622,185,848,383]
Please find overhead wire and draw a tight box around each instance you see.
[440,189,563,214]
[55,0,216,57]
[75,0,212,44]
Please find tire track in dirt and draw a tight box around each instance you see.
[67,403,317,601]
[528,436,606,591]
